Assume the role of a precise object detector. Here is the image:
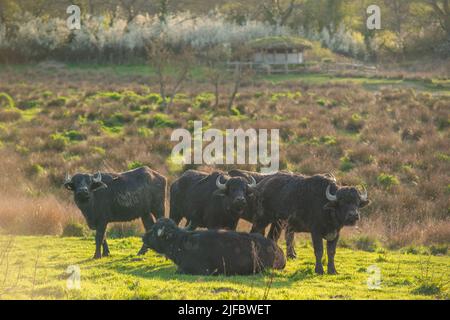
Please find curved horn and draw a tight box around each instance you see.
[64,173,72,184]
[359,185,368,201]
[183,221,192,230]
[248,176,257,189]
[93,172,102,183]
[326,172,336,182]
[216,175,227,190]
[325,185,337,201]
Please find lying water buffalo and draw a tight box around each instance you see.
[64,166,166,259]
[252,173,369,274]
[228,169,297,258]
[169,170,257,230]
[142,218,286,275]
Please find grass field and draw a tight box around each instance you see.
[1,64,449,94]
[0,235,448,300]
[0,64,449,300]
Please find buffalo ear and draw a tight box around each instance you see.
[90,181,107,192]
[64,182,75,191]
[323,201,337,211]
[246,187,257,196]
[213,189,226,197]
[359,199,371,208]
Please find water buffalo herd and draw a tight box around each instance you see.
[64,166,370,275]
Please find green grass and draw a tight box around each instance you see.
[2,64,449,94]
[262,73,450,94]
[0,236,448,300]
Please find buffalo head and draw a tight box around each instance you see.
[215,174,257,214]
[142,218,179,254]
[64,172,107,202]
[323,184,370,226]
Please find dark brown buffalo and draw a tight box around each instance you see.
[169,170,257,230]
[142,218,286,275]
[228,169,298,258]
[252,173,369,274]
[64,166,166,259]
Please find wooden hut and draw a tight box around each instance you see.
[248,36,312,74]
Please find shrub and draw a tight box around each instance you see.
[320,135,337,146]
[145,93,163,105]
[429,244,448,256]
[47,97,68,107]
[62,222,88,237]
[107,222,143,239]
[339,155,354,172]
[377,173,400,189]
[0,92,16,109]
[148,113,177,128]
[64,130,85,142]
[18,100,40,110]
[92,146,106,156]
[346,113,364,132]
[230,106,241,116]
[137,127,153,138]
[193,92,215,109]
[128,161,145,170]
[96,92,122,101]
[103,113,129,128]
[28,164,45,177]
[411,282,443,296]
[351,235,378,252]
[48,133,69,150]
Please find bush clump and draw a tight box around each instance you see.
[47,97,69,107]
[377,173,400,189]
[128,161,145,170]
[107,222,143,239]
[346,113,365,132]
[351,235,378,252]
[148,113,177,128]
[339,155,354,172]
[62,222,88,237]
[0,93,16,109]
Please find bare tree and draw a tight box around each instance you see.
[202,45,231,107]
[261,0,298,26]
[226,45,254,112]
[147,38,194,111]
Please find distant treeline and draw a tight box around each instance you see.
[0,0,449,63]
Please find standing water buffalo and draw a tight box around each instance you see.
[64,166,166,259]
[142,218,286,275]
[169,170,257,230]
[252,173,369,274]
[228,169,297,258]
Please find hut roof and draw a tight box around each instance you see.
[249,36,313,51]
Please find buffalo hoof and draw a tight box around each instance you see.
[287,252,297,260]
[93,254,102,259]
[103,252,110,257]
[137,247,148,256]
[327,270,338,275]
[315,266,324,275]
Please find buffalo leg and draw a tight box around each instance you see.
[326,234,339,275]
[311,232,324,275]
[94,224,107,259]
[285,225,297,260]
[102,239,110,257]
[267,220,283,241]
[250,218,268,235]
[137,215,154,255]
